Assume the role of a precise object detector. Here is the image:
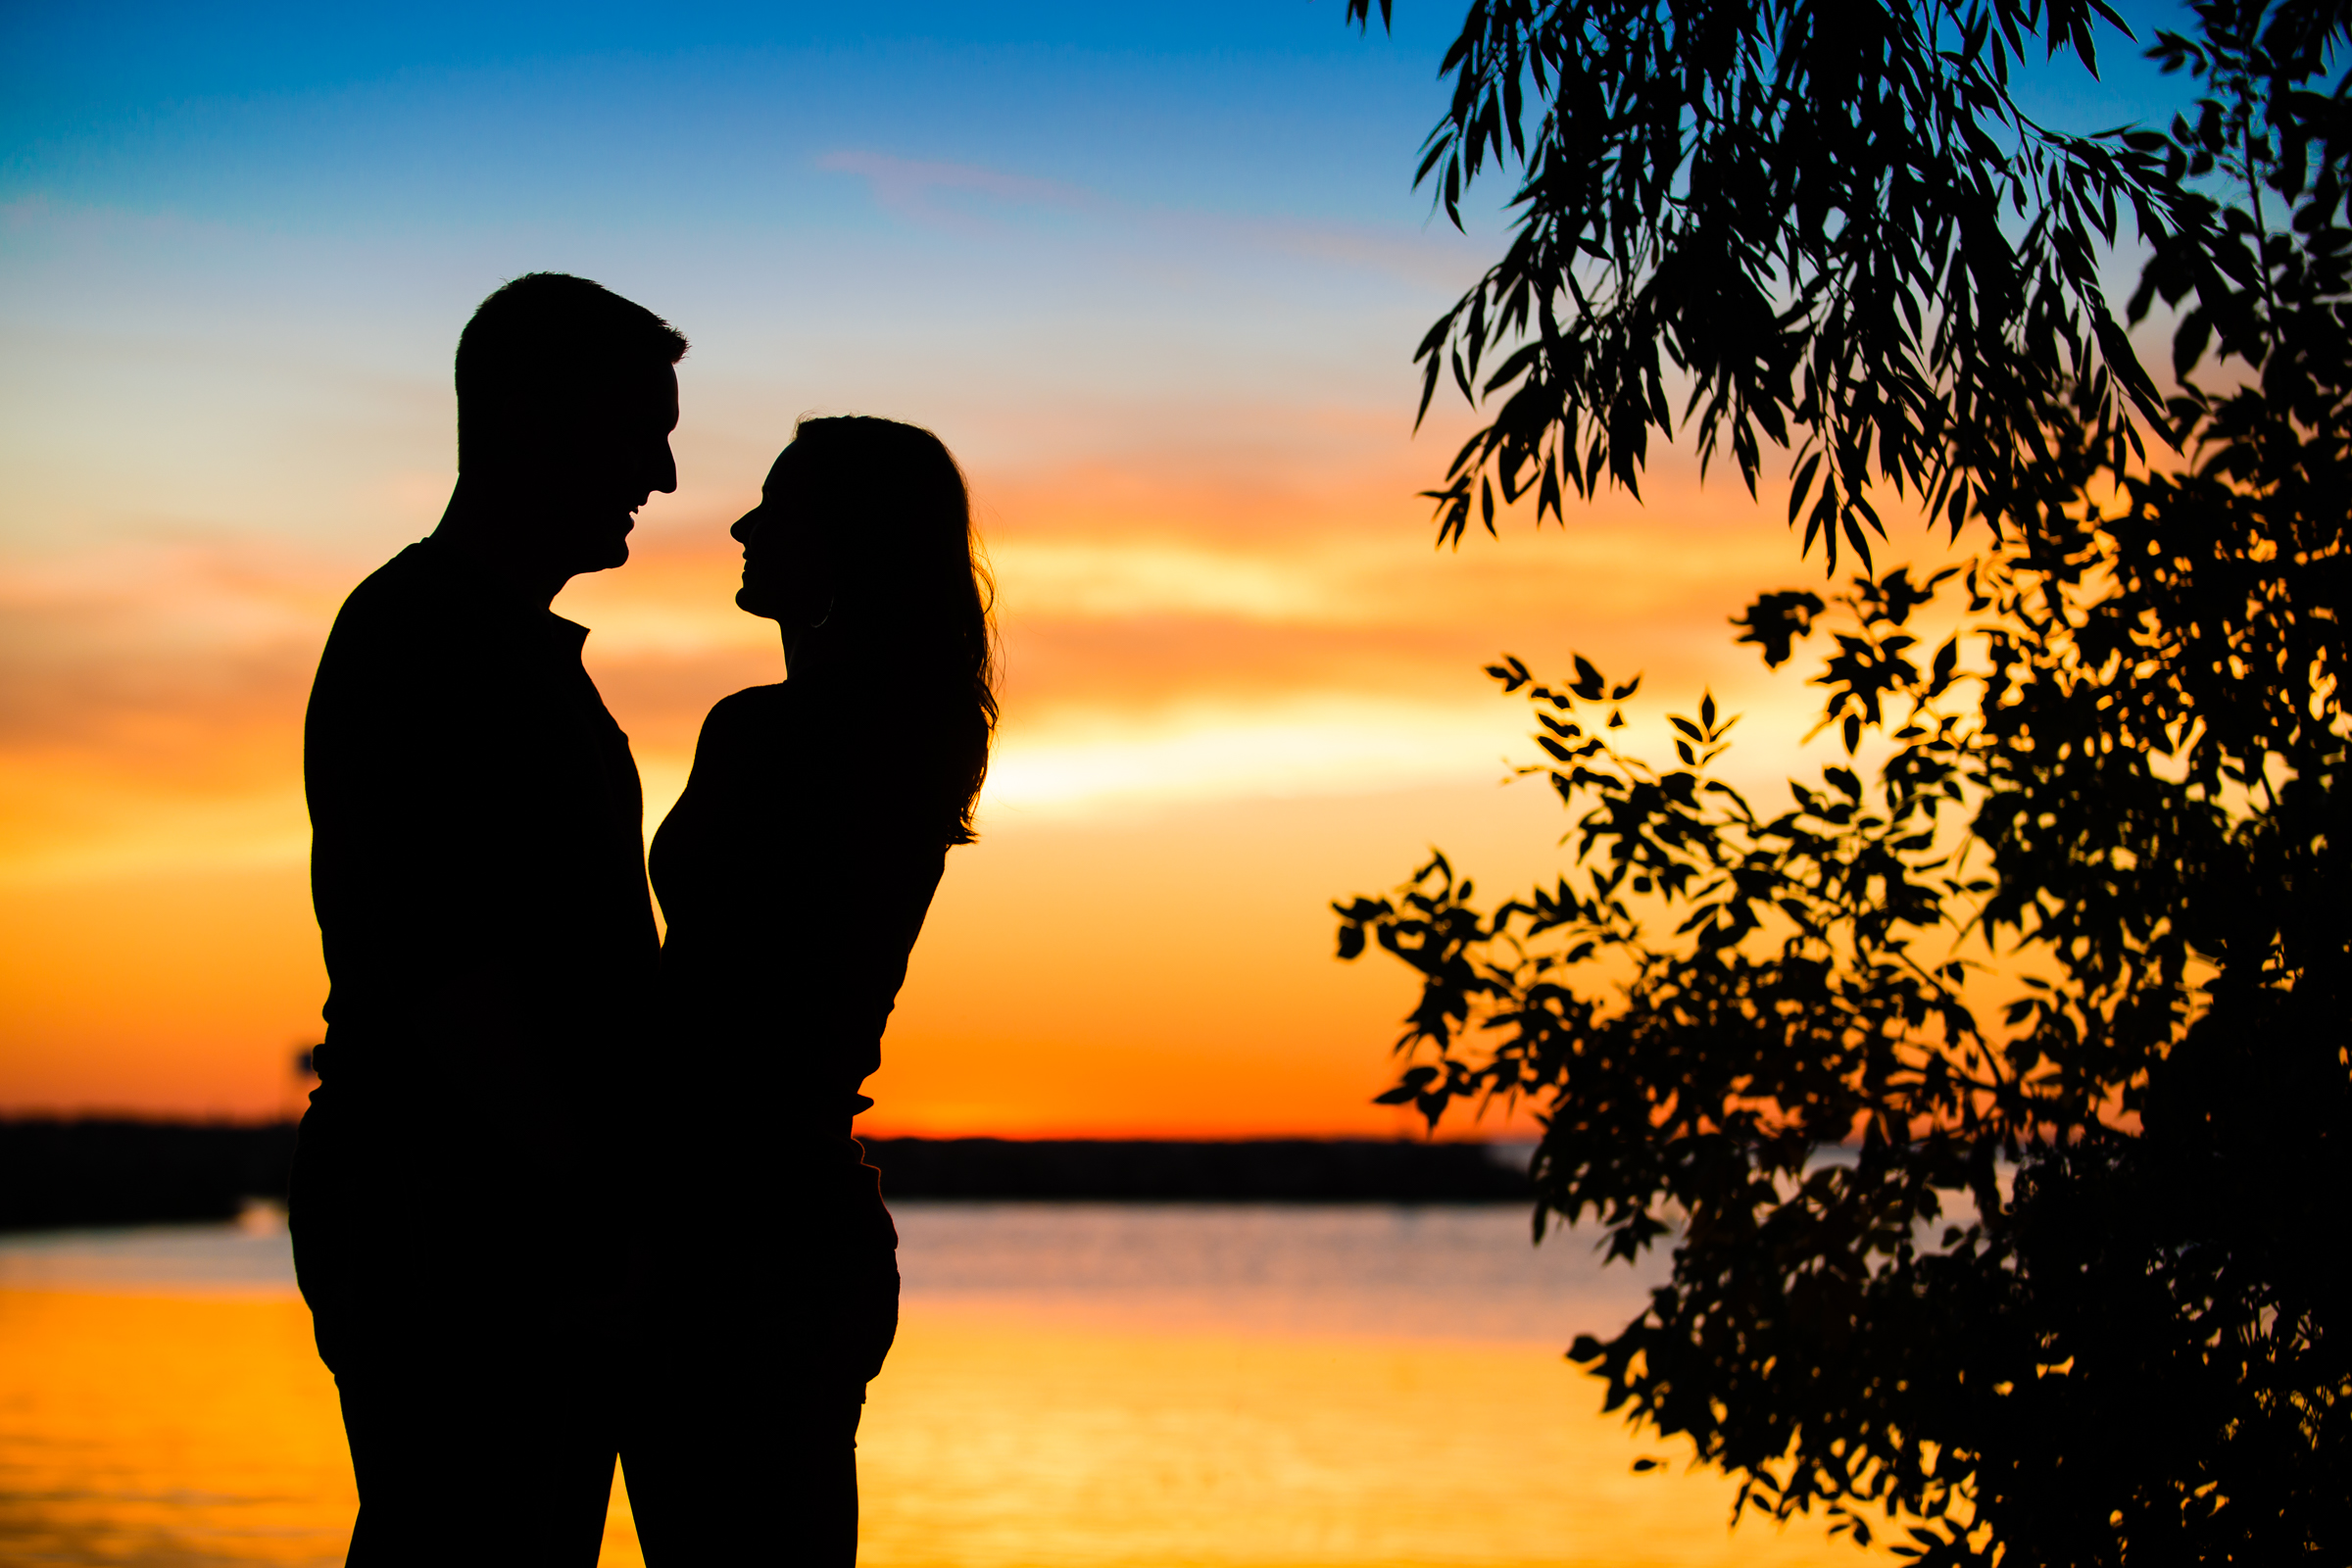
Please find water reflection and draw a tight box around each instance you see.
[0,1206,1868,1567]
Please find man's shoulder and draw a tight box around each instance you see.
[329,540,448,630]
[312,541,486,707]
[320,538,528,663]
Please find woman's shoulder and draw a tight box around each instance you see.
[670,687,791,798]
[696,681,795,739]
[698,679,970,836]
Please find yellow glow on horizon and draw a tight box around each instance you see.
[983,694,1525,815]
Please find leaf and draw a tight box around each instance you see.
[1488,655,1533,693]
[1733,591,1826,669]
[2172,307,2213,380]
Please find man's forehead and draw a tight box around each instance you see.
[636,359,680,400]
[576,360,678,422]
[653,363,679,428]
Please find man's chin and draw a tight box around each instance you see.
[577,522,633,572]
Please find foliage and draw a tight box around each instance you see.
[1346,0,2185,564]
[1334,0,2352,1560]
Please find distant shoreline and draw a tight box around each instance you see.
[0,1119,1533,1231]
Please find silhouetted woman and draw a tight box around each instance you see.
[624,416,995,1563]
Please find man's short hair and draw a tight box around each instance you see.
[454,273,688,466]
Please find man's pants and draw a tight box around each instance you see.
[292,1088,620,1566]
[336,1348,617,1567]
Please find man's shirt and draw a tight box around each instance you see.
[305,537,659,1110]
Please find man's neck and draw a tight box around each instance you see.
[430,476,570,608]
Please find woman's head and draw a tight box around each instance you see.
[731,416,998,842]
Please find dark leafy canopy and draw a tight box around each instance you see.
[1333,0,2352,1562]
[1348,0,2186,565]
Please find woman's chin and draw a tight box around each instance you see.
[734,585,780,619]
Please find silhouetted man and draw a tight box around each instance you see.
[292,273,683,1565]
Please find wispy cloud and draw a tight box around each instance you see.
[1161,211,1486,293]
[812,147,1483,288]
[813,150,1099,231]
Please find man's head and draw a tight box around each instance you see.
[453,273,687,578]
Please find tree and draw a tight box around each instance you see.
[1349,0,2178,564]
[1335,0,2352,1560]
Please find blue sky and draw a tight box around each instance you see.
[4,0,2192,234]
[4,3,1460,230]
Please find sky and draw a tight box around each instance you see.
[0,0,2195,1134]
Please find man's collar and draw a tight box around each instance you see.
[415,535,568,621]
[547,614,591,655]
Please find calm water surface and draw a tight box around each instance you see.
[0,1205,1867,1567]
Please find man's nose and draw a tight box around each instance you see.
[653,440,678,496]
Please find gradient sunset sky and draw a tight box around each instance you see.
[2,1,2189,1133]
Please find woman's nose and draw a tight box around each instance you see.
[730,508,759,544]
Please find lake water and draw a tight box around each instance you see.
[0,1204,1870,1566]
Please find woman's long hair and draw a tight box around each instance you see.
[786,415,998,845]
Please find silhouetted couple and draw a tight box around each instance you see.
[290,273,997,1565]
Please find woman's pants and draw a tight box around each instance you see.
[621,1157,900,1566]
[623,1369,865,1564]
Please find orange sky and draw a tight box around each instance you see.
[0,399,1897,1134]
